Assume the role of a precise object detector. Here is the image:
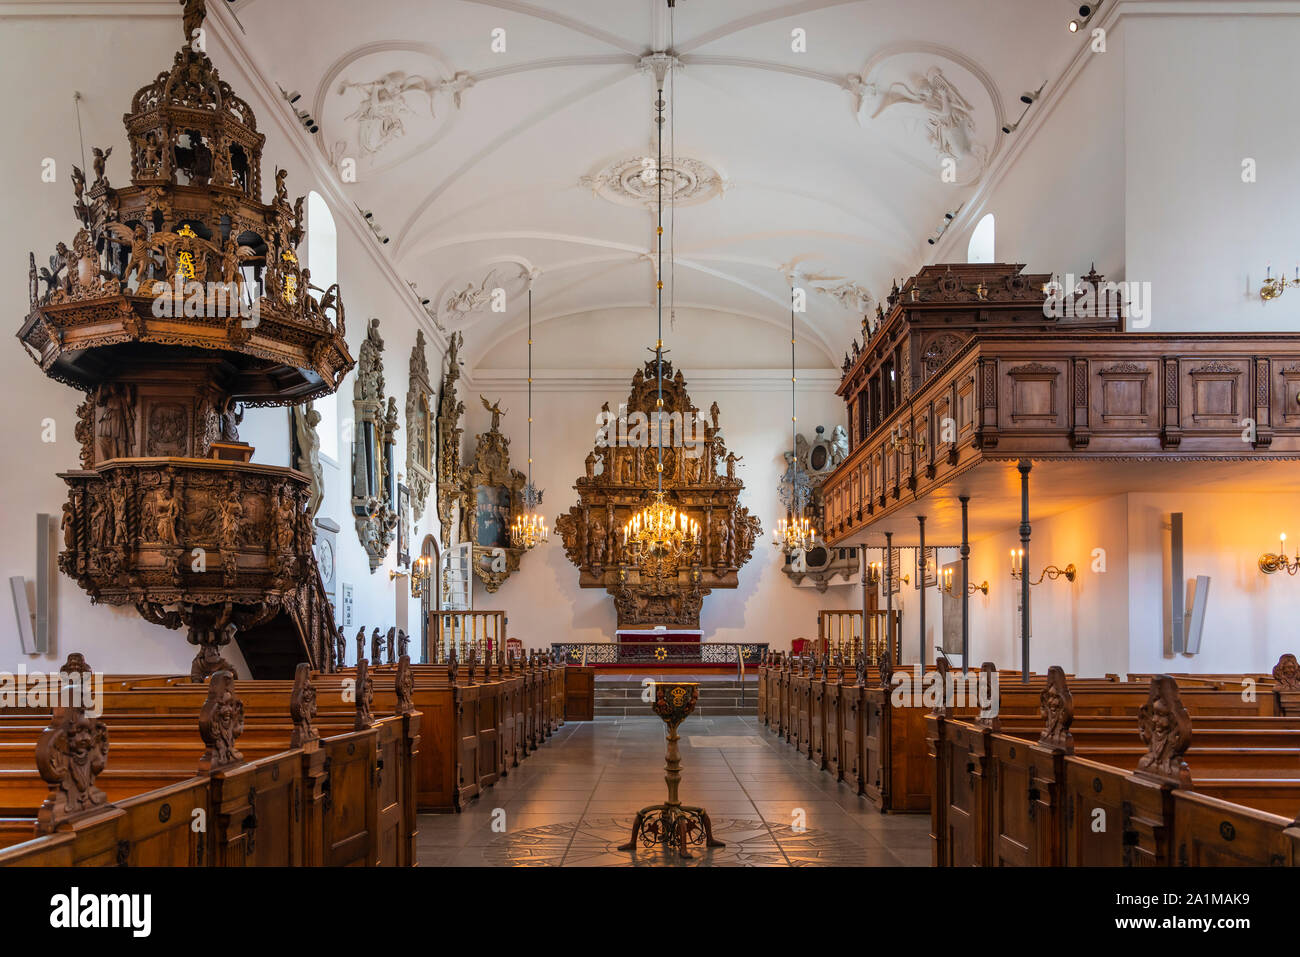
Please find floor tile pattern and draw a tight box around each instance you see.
[417,715,932,867]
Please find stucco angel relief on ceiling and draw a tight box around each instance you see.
[846,52,997,186]
[321,51,474,173]
[435,263,534,330]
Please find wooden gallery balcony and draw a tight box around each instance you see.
[822,263,1300,546]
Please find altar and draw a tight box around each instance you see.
[553,636,767,669]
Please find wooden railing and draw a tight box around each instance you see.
[822,333,1300,544]
[431,610,507,660]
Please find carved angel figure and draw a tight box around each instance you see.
[35,705,110,827]
[91,146,112,185]
[1038,665,1074,750]
[830,425,849,466]
[480,395,506,431]
[103,223,154,289]
[337,71,438,155]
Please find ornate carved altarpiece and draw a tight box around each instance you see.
[351,317,398,572]
[433,332,534,592]
[555,360,761,629]
[405,328,434,521]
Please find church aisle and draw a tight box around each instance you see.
[416,716,931,866]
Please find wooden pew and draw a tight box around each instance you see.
[928,667,1300,867]
[0,658,420,867]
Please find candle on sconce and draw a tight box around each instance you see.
[1282,532,1288,561]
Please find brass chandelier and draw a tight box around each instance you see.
[772,285,817,553]
[622,71,699,576]
[510,283,548,550]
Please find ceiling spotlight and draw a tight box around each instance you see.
[1002,83,1044,135]
[1002,121,1019,135]
[1069,0,1101,32]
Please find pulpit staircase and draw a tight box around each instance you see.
[236,556,338,679]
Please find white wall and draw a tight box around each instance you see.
[1126,14,1300,331]
[0,12,444,674]
[946,20,1126,283]
[884,489,1300,679]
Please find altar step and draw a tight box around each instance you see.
[593,679,759,717]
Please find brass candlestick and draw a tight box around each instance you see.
[619,681,725,859]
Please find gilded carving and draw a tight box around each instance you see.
[405,329,435,521]
[554,360,759,628]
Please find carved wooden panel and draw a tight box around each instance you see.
[1006,362,1061,423]
[1096,361,1153,425]
[1186,359,1245,424]
[1279,364,1300,424]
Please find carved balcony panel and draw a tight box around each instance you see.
[823,334,1300,546]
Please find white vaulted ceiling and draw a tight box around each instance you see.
[228,0,1081,371]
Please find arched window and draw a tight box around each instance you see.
[967,212,995,264]
[307,191,338,461]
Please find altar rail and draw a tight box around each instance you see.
[816,610,896,665]
[432,610,507,660]
[552,641,768,670]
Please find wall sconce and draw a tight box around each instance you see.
[410,554,433,597]
[1009,548,1075,585]
[887,423,925,454]
[1259,532,1300,575]
[941,566,989,596]
[1260,264,1299,302]
[865,561,882,587]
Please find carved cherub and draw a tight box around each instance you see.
[91,146,112,185]
[35,703,109,828]
[274,166,288,205]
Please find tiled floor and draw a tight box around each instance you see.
[417,715,932,867]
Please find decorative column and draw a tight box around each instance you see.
[917,515,926,667]
[960,496,970,674]
[1018,460,1032,683]
[884,531,894,663]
